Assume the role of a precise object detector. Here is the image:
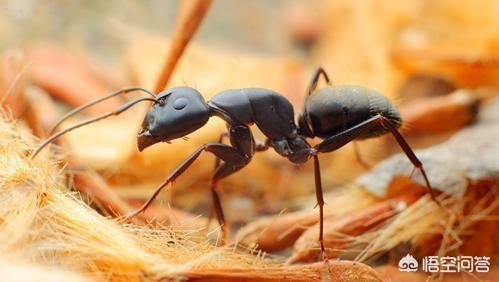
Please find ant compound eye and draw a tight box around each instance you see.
[173,97,189,110]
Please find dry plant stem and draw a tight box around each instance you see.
[288,190,424,263]
[154,0,212,93]
[166,261,381,282]
[399,90,480,135]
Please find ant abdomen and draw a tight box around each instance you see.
[302,85,401,139]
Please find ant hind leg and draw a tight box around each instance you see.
[379,116,442,207]
[306,66,332,97]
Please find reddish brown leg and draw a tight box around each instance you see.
[210,162,247,244]
[210,180,227,244]
[315,114,441,207]
[206,132,230,230]
[379,116,441,207]
[208,134,267,233]
[313,154,328,261]
[125,143,247,219]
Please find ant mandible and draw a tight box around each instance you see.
[31,67,440,260]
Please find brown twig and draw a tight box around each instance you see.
[154,0,212,93]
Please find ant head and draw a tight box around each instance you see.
[137,87,210,151]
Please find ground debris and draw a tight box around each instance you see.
[358,98,499,197]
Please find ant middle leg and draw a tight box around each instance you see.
[208,136,268,242]
[210,161,247,244]
[206,132,230,228]
[312,154,328,261]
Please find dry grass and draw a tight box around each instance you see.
[0,115,383,281]
[351,188,499,263]
[0,115,276,281]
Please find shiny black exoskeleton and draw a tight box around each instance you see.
[32,67,438,260]
[134,68,437,256]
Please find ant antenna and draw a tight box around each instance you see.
[49,87,156,134]
[31,97,159,159]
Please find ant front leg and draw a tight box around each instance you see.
[126,142,248,222]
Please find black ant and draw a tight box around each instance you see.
[31,67,440,260]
